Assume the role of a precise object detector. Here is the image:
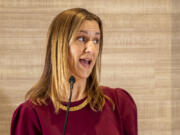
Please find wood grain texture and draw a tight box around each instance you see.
[0,0,178,135]
[172,0,180,135]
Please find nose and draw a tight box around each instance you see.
[84,40,96,53]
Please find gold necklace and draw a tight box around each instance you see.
[59,98,88,112]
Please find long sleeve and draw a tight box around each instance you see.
[10,101,42,135]
[115,88,138,135]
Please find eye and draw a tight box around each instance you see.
[77,36,86,43]
[93,38,100,44]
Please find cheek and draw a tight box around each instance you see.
[69,46,82,63]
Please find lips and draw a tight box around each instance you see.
[79,58,92,68]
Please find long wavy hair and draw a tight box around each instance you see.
[25,8,114,113]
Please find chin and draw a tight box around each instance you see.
[76,72,92,80]
[80,74,91,80]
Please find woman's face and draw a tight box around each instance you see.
[68,20,100,80]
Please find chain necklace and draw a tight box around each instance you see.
[59,98,88,112]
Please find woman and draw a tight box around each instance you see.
[11,8,137,135]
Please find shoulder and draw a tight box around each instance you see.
[11,100,39,123]
[101,86,137,115]
[12,98,52,117]
[102,86,138,134]
[13,100,33,113]
[101,86,135,102]
[11,100,43,134]
[14,100,38,112]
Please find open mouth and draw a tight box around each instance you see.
[79,59,92,67]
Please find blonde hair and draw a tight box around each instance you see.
[25,8,115,113]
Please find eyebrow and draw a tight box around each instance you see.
[78,30,100,35]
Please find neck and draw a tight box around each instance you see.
[71,78,87,101]
[60,78,87,102]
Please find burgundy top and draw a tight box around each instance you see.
[11,86,138,135]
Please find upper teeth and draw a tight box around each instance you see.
[81,59,91,61]
[80,59,91,64]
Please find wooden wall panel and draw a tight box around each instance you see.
[172,0,180,135]
[0,0,177,135]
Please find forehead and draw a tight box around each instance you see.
[77,20,100,34]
